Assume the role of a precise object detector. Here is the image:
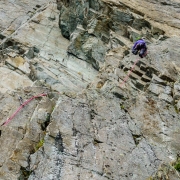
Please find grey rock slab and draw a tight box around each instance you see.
[173,81,180,100]
[151,163,180,180]
[0,0,51,38]
[164,86,172,95]
[119,139,160,180]
[116,0,180,36]
[0,87,51,179]
[6,56,31,75]
[110,7,134,23]
[158,93,173,104]
[65,55,98,82]
[177,100,180,111]
[13,3,68,56]
[29,135,64,180]
[128,26,141,42]
[110,32,132,49]
[111,86,128,99]
[114,68,123,77]
[9,3,98,93]
[25,47,35,59]
[1,0,180,180]
[68,30,107,70]
[141,75,151,82]
[127,119,142,136]
[47,66,60,76]
[148,83,165,95]
[32,91,137,179]
[128,94,180,162]
[151,74,166,85]
[120,38,180,87]
[0,66,33,93]
[132,79,146,90]
[147,38,180,82]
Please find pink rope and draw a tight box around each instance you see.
[120,58,140,88]
[1,93,47,126]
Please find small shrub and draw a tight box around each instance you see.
[135,36,142,41]
[174,161,180,172]
[174,105,179,114]
[35,139,44,151]
[120,105,124,109]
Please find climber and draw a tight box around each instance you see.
[132,37,147,58]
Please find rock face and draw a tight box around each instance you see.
[0,0,180,180]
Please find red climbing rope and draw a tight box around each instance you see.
[120,58,140,88]
[119,49,149,88]
[1,93,47,126]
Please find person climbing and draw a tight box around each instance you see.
[132,37,147,58]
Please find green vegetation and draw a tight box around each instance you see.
[146,162,180,180]
[174,105,179,114]
[174,160,180,172]
[146,177,153,180]
[34,139,44,151]
[135,36,142,41]
[51,106,55,112]
[120,104,124,109]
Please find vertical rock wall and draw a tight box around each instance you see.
[0,0,180,179]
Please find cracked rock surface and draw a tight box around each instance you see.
[0,0,180,179]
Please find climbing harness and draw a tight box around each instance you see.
[1,93,47,126]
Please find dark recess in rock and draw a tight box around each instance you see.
[55,132,64,152]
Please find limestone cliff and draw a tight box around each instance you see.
[0,0,180,179]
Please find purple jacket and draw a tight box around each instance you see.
[132,39,146,50]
